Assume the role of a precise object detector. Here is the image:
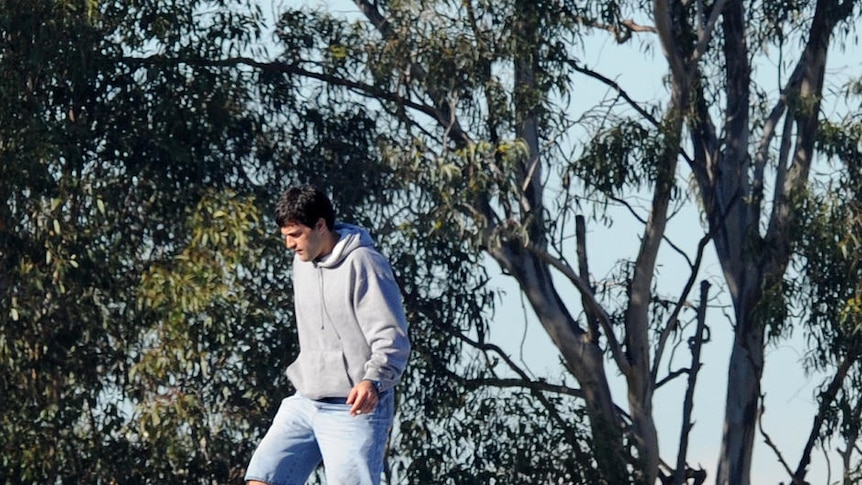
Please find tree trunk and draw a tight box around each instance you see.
[490,244,630,485]
[712,1,849,482]
[715,317,765,485]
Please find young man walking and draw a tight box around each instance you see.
[245,185,411,485]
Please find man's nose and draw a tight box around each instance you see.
[284,236,296,249]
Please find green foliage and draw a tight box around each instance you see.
[1,0,538,481]
[395,387,599,484]
[793,117,862,471]
[798,119,862,356]
[126,191,283,482]
[571,120,665,196]
[0,0,285,482]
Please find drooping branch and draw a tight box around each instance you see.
[567,57,695,169]
[759,399,796,478]
[838,390,862,482]
[352,0,473,148]
[566,58,661,129]
[116,53,471,145]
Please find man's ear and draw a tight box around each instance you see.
[316,218,327,231]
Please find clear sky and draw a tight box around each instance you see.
[279,1,861,483]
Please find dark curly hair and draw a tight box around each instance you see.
[274,185,336,229]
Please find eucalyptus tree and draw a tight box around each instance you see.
[0,0,289,481]
[261,0,862,483]
[4,0,861,483]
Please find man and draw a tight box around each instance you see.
[245,185,411,485]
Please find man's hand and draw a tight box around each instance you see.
[347,380,379,416]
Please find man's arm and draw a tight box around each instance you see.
[346,251,411,413]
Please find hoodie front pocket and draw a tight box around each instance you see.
[290,349,353,397]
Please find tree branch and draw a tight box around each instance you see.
[764,0,856,248]
[117,53,466,145]
[673,280,711,485]
[568,58,695,168]
[576,215,601,344]
[559,4,656,43]
[431,316,633,453]
[352,0,473,148]
[792,349,858,483]
[523,241,630,377]
[651,226,714,382]
[692,0,729,63]
[758,398,796,479]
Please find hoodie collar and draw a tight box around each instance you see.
[314,223,374,268]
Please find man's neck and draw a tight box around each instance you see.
[318,229,340,260]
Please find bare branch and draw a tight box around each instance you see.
[567,58,661,129]
[758,399,796,478]
[433,317,631,454]
[655,367,689,389]
[652,228,713,380]
[576,215,600,344]
[673,280,711,485]
[609,194,696,268]
[437,321,635,423]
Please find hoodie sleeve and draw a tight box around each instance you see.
[351,250,411,392]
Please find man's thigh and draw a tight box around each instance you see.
[245,395,322,485]
[315,391,395,485]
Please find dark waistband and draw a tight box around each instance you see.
[315,396,348,405]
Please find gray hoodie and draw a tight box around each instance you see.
[286,223,411,400]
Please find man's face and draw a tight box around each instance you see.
[281,219,327,262]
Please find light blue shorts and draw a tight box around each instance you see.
[244,390,394,485]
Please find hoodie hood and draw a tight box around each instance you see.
[314,223,375,268]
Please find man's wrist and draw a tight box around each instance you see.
[364,379,383,393]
